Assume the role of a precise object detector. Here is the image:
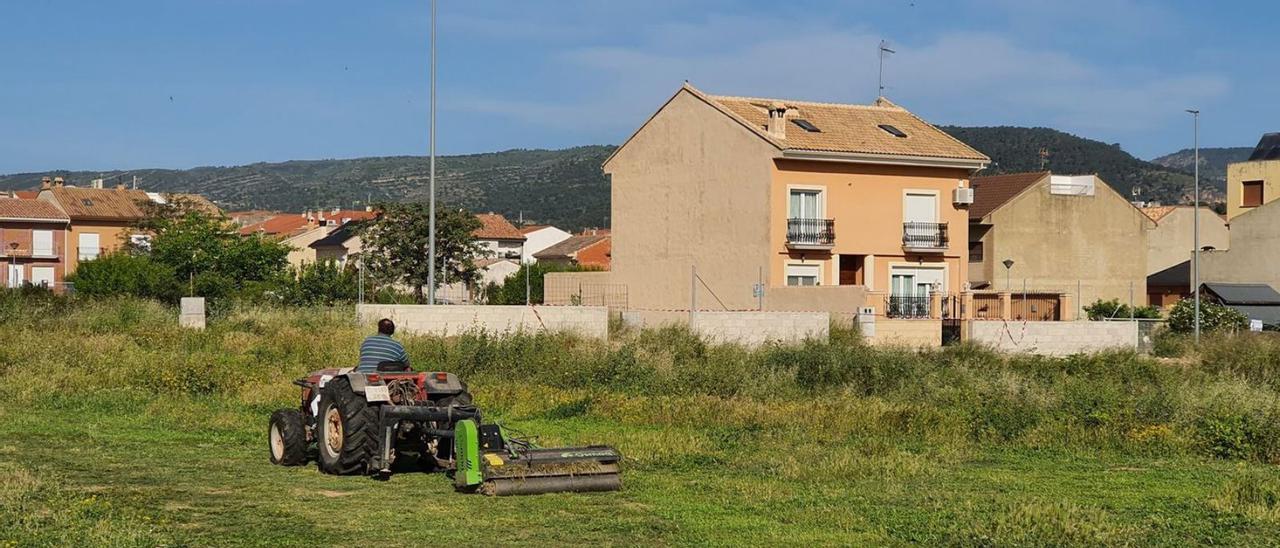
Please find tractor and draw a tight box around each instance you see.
[268,363,621,495]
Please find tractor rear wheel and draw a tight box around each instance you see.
[268,409,307,466]
[315,378,379,475]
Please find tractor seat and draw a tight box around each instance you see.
[376,361,412,372]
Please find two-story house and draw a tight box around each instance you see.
[0,198,70,288]
[604,83,989,313]
[36,180,150,274]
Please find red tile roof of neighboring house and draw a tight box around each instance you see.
[0,198,70,222]
[12,190,38,199]
[968,171,1050,220]
[519,224,551,234]
[474,213,525,240]
[322,209,377,223]
[534,234,609,260]
[42,186,149,220]
[240,213,312,237]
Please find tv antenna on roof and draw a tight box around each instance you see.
[1039,147,1050,170]
[878,40,896,97]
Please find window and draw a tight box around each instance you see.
[878,124,907,138]
[78,233,100,261]
[788,189,821,220]
[785,264,820,286]
[791,119,821,132]
[32,230,53,256]
[30,267,54,287]
[969,241,984,262]
[1243,180,1264,207]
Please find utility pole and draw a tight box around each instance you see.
[1187,109,1201,343]
[427,0,438,305]
[878,40,895,97]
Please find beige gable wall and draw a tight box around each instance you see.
[1201,199,1280,290]
[283,226,332,268]
[979,177,1153,307]
[1227,160,1280,221]
[606,89,778,311]
[1146,207,1229,275]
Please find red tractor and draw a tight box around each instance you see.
[268,364,621,495]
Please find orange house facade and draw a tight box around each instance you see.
[605,83,988,314]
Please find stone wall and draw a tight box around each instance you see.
[356,304,608,340]
[620,309,828,346]
[968,320,1137,356]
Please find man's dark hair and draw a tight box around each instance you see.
[377,318,396,336]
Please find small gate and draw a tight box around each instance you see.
[941,295,963,345]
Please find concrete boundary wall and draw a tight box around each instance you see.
[357,304,608,340]
[621,310,829,346]
[862,318,941,348]
[968,320,1136,356]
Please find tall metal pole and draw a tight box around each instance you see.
[427,0,438,305]
[1187,109,1201,343]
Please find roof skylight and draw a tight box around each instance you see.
[878,124,908,138]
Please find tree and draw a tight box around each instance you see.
[1167,298,1248,333]
[359,202,484,303]
[484,262,592,304]
[129,205,290,300]
[1083,299,1160,321]
[67,254,181,301]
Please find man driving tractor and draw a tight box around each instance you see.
[358,318,409,372]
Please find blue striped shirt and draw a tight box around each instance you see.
[357,334,409,372]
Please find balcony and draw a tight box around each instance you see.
[0,243,59,259]
[786,218,835,250]
[902,222,948,253]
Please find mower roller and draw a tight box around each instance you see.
[267,364,621,496]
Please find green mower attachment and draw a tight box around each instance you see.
[454,419,622,496]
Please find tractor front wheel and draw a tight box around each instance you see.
[268,409,307,466]
[315,378,379,475]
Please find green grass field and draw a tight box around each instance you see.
[4,295,1280,546]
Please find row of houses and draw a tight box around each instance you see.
[592,82,1264,325]
[0,178,215,288]
[1,177,613,293]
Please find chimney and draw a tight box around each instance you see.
[766,102,788,139]
[115,183,127,190]
[91,178,104,189]
[53,177,65,188]
[40,177,52,190]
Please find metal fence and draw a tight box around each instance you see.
[544,276,628,308]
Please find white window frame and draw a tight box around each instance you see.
[32,229,54,257]
[78,232,101,261]
[887,263,948,295]
[785,263,822,286]
[30,266,54,287]
[787,185,826,220]
[901,189,941,223]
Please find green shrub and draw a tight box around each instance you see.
[485,262,598,304]
[1083,298,1160,320]
[1167,298,1247,333]
[67,254,181,301]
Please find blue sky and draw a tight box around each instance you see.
[1,0,1274,173]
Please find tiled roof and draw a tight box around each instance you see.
[310,220,364,249]
[1141,206,1178,223]
[12,191,38,199]
[519,224,551,234]
[534,234,609,259]
[473,213,525,240]
[968,172,1050,220]
[44,187,149,220]
[322,209,377,224]
[695,85,988,162]
[0,198,70,221]
[240,214,311,236]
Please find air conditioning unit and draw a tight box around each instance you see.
[953,187,975,206]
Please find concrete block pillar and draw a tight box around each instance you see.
[180,297,206,330]
[1058,292,1075,321]
[929,292,942,319]
[961,291,975,320]
[998,292,1012,321]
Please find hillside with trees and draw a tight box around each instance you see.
[1150,147,1253,190]
[941,126,1220,204]
[0,146,615,231]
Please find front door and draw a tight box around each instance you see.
[7,264,23,287]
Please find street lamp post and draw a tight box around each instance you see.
[1002,259,1015,292]
[427,0,438,305]
[1186,109,1201,343]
